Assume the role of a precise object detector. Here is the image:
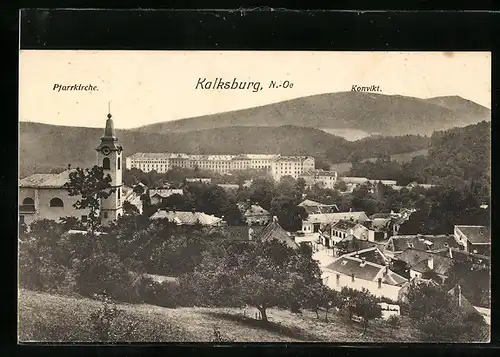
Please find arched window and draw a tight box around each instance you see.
[23,197,34,205]
[103,158,111,170]
[118,188,121,199]
[117,157,121,170]
[21,198,35,212]
[49,198,64,207]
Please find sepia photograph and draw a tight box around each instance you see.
[18,50,491,343]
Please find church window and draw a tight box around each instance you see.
[118,188,121,199]
[118,157,121,170]
[81,215,88,222]
[22,197,35,211]
[103,212,109,219]
[49,198,64,207]
[103,158,111,170]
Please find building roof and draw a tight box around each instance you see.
[325,254,408,286]
[243,204,270,217]
[325,257,382,281]
[19,169,74,188]
[455,225,490,244]
[304,211,368,224]
[343,246,388,266]
[437,248,490,266]
[149,189,183,198]
[396,248,454,275]
[387,234,459,252]
[301,170,337,177]
[447,285,478,316]
[255,221,298,249]
[332,219,358,232]
[150,210,222,226]
[335,237,379,253]
[298,199,329,207]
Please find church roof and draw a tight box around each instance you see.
[19,169,74,188]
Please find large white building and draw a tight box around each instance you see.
[300,169,338,189]
[126,152,315,182]
[19,112,124,227]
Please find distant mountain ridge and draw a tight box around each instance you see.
[133,92,490,136]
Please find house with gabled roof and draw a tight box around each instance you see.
[298,199,339,215]
[454,225,490,256]
[150,210,223,226]
[392,248,455,283]
[237,203,272,226]
[301,211,369,235]
[254,219,299,249]
[385,234,459,258]
[322,246,407,300]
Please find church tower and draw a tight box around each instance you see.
[96,110,123,226]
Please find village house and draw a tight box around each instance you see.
[301,211,369,235]
[122,186,144,214]
[298,199,339,215]
[392,248,455,283]
[319,220,358,247]
[322,247,407,301]
[148,189,184,205]
[237,203,272,226]
[185,177,212,184]
[385,234,459,258]
[299,169,338,189]
[453,225,491,256]
[150,210,224,226]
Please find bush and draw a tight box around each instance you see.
[74,250,140,303]
[136,276,180,308]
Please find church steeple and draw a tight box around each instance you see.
[103,113,116,139]
[96,108,122,152]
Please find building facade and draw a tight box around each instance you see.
[126,152,315,182]
[300,170,338,189]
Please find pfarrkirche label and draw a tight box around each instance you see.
[53,84,99,92]
[195,77,263,92]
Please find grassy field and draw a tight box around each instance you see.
[18,289,425,343]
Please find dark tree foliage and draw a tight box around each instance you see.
[63,165,114,232]
[184,239,324,322]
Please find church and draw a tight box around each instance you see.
[19,112,124,228]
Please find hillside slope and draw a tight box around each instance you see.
[19,289,424,343]
[133,92,490,135]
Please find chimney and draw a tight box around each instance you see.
[336,273,340,286]
[378,277,382,289]
[273,216,278,222]
[384,266,389,275]
[427,256,434,270]
[351,273,355,282]
[360,257,366,267]
[67,164,71,170]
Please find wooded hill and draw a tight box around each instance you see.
[19,122,429,178]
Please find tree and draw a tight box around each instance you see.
[63,165,114,232]
[348,288,382,335]
[186,239,324,323]
[387,315,401,338]
[122,200,140,216]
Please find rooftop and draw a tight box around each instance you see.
[255,220,298,249]
[395,248,454,275]
[304,211,368,224]
[150,210,222,226]
[332,219,358,231]
[387,234,459,252]
[455,225,490,244]
[19,169,73,188]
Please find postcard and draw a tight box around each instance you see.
[18,50,491,343]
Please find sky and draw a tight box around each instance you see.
[19,51,491,129]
